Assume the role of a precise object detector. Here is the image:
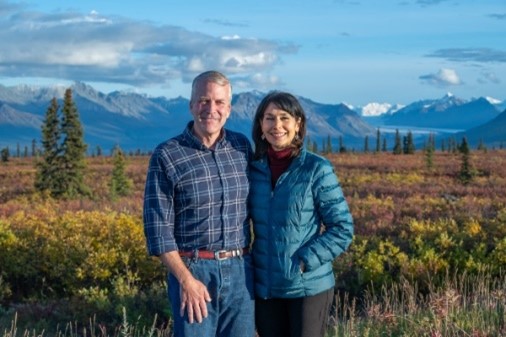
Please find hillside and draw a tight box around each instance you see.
[455,109,506,147]
[382,94,500,130]
[0,83,374,152]
[1,83,504,152]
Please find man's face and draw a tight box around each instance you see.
[190,81,231,141]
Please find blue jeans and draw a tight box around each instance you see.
[167,254,255,337]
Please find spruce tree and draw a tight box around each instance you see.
[326,135,332,154]
[339,136,346,153]
[364,135,369,153]
[404,131,415,154]
[31,139,37,157]
[1,147,9,163]
[393,129,402,154]
[110,146,132,198]
[424,134,435,170]
[458,137,474,184]
[376,129,381,153]
[35,97,61,193]
[59,88,89,198]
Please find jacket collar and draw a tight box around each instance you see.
[252,147,307,173]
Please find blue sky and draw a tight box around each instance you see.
[0,0,505,107]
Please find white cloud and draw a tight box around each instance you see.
[419,68,462,86]
[0,2,296,89]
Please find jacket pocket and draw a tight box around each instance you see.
[284,254,303,280]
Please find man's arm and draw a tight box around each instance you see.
[158,251,212,324]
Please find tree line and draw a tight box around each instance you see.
[2,91,491,192]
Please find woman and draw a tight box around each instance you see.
[249,91,354,337]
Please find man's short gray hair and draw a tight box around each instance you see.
[191,71,232,103]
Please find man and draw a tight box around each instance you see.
[143,71,254,337]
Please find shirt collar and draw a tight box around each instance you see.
[182,121,228,150]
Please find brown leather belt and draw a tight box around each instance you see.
[179,248,249,261]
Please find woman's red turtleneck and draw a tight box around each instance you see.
[267,146,293,188]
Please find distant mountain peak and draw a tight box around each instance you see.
[485,96,502,105]
[360,102,404,117]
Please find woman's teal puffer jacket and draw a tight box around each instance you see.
[249,148,354,299]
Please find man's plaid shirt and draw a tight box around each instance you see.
[143,122,253,256]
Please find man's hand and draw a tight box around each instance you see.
[179,275,212,323]
[158,251,212,324]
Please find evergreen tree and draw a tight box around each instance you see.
[1,147,9,163]
[428,133,436,152]
[31,139,37,157]
[326,135,332,154]
[403,131,415,154]
[339,136,347,153]
[35,97,61,193]
[458,137,474,184]
[59,88,89,198]
[424,134,435,170]
[393,129,402,154]
[382,137,387,152]
[110,146,133,198]
[477,139,487,152]
[375,129,381,153]
[364,135,369,153]
[425,144,434,170]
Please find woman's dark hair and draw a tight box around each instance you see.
[252,91,307,160]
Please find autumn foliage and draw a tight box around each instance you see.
[0,149,505,334]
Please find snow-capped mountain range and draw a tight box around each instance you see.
[0,83,505,152]
[358,93,505,118]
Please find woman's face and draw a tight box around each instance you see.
[260,102,301,151]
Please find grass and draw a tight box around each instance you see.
[327,270,506,337]
[2,271,505,337]
[2,309,171,337]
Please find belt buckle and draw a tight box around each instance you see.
[214,250,228,261]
